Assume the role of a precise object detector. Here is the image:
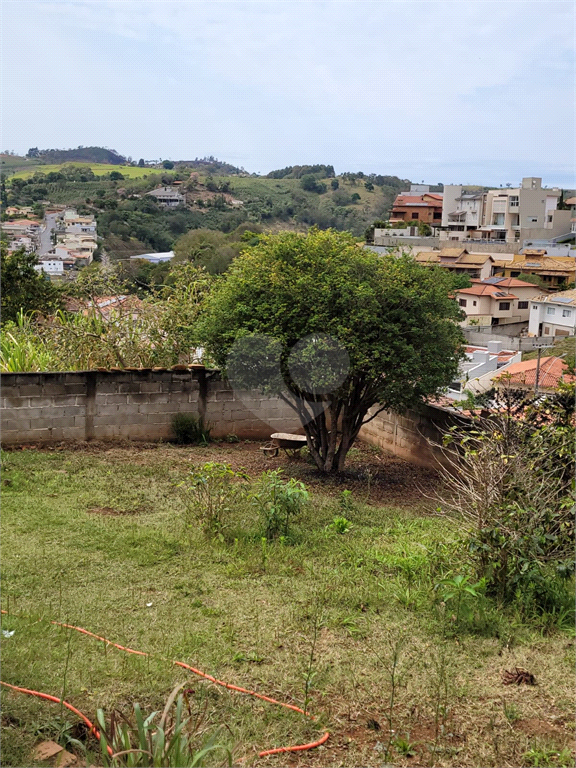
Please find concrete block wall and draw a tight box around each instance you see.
[0,369,301,445]
[359,402,469,469]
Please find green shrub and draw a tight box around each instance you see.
[96,683,232,766]
[171,414,211,445]
[251,469,309,540]
[179,462,248,539]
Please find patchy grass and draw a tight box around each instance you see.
[1,442,574,767]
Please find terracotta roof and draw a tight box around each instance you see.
[393,194,442,207]
[466,346,517,364]
[495,357,574,390]
[564,197,576,205]
[510,257,576,274]
[458,285,518,299]
[471,277,542,289]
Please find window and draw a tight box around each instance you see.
[547,307,555,315]
[517,301,528,309]
[527,217,538,223]
[411,212,419,219]
[509,196,519,207]
[547,215,553,223]
[459,299,467,307]
[562,309,572,317]
[472,300,477,306]
[532,305,538,310]
[511,271,521,277]
[499,302,510,311]
[433,212,442,219]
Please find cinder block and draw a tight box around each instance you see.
[104,394,129,405]
[127,393,149,404]
[140,382,163,393]
[18,385,43,397]
[138,402,180,414]
[2,397,30,409]
[119,382,140,394]
[2,418,31,431]
[96,404,120,417]
[63,384,87,395]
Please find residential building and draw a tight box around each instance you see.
[145,186,186,207]
[447,340,521,398]
[527,289,576,337]
[2,219,41,237]
[565,196,576,235]
[414,247,494,280]
[455,277,545,327]
[494,357,574,391]
[441,187,485,241]
[6,236,34,253]
[494,253,576,290]
[34,259,65,276]
[389,187,443,227]
[440,178,569,244]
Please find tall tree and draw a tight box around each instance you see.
[199,229,465,473]
[1,246,63,324]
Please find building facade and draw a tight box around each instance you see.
[528,290,576,337]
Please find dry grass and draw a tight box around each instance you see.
[1,441,574,767]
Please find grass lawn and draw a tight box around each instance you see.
[1,442,574,768]
[8,163,166,180]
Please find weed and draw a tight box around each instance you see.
[394,735,416,757]
[171,414,211,445]
[339,489,355,516]
[328,516,353,535]
[502,700,522,723]
[523,741,574,767]
[179,462,248,539]
[435,574,485,630]
[96,684,232,766]
[251,469,308,540]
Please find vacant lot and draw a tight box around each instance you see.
[1,442,574,767]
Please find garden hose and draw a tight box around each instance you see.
[1,610,329,759]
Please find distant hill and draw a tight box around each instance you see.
[172,157,245,175]
[26,146,127,165]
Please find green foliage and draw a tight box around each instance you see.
[96,685,231,767]
[435,574,485,628]
[328,516,353,534]
[251,469,309,540]
[437,385,575,609]
[1,247,64,325]
[522,742,574,767]
[162,161,175,170]
[517,272,548,290]
[300,175,327,193]
[199,228,465,472]
[171,414,211,445]
[173,228,240,274]
[180,462,249,539]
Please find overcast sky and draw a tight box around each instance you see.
[3,0,575,186]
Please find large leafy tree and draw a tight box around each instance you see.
[1,246,63,325]
[199,228,465,473]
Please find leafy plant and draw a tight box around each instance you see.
[179,462,248,539]
[435,574,484,627]
[95,684,232,767]
[522,742,574,767]
[328,516,353,535]
[394,735,416,757]
[171,414,211,445]
[251,469,308,540]
[339,489,355,516]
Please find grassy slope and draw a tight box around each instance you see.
[1,444,573,768]
[7,163,166,180]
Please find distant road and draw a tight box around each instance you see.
[38,212,58,256]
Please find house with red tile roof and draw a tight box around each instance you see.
[494,356,574,391]
[389,191,443,227]
[455,276,546,327]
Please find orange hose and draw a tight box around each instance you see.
[1,610,329,758]
[0,680,114,757]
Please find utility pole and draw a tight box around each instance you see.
[534,346,542,395]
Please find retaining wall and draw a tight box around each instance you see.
[0,369,301,445]
[0,370,467,469]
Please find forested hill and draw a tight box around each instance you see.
[25,146,127,165]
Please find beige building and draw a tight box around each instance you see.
[455,277,545,327]
[414,247,494,280]
[441,178,569,244]
[494,253,576,290]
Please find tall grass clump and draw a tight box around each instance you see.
[171,414,211,445]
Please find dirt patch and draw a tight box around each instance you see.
[514,718,568,739]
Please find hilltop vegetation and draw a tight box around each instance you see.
[25,145,127,165]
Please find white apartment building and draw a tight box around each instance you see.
[34,259,65,275]
[441,178,570,244]
[528,290,576,337]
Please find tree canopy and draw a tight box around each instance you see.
[1,246,63,325]
[199,228,466,472]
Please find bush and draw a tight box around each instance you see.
[179,462,248,539]
[171,414,211,445]
[251,469,309,540]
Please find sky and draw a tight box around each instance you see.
[2,0,575,187]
